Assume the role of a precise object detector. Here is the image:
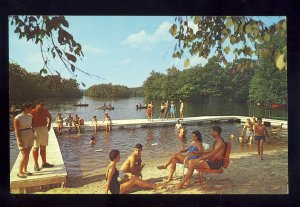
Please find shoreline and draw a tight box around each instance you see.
[32,147,288,194]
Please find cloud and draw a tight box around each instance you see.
[82,44,108,54]
[122,21,173,47]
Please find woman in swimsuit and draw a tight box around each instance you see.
[105,149,159,194]
[103,113,112,132]
[170,101,176,119]
[157,130,204,183]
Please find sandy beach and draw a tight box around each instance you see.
[33,146,288,194]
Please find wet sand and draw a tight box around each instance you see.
[33,146,288,194]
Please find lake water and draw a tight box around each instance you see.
[9,96,288,173]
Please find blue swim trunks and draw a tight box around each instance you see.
[255,135,265,141]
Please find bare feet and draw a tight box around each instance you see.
[154,184,167,191]
[164,178,173,183]
[174,183,184,190]
[157,165,167,169]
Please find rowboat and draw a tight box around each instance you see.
[95,105,114,110]
[136,105,147,109]
[72,103,89,107]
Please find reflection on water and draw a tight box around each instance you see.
[55,123,287,178]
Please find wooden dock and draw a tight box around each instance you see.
[10,128,67,194]
[52,115,287,132]
[10,116,287,194]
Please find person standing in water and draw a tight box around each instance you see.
[253,117,269,160]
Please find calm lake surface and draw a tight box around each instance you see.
[9,96,288,173]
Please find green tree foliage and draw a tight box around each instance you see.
[142,57,256,101]
[143,71,167,100]
[84,84,131,98]
[249,59,287,104]
[248,32,287,104]
[171,16,287,70]
[9,63,82,101]
[223,58,256,101]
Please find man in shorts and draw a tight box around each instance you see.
[175,125,226,190]
[31,99,54,171]
[254,117,269,160]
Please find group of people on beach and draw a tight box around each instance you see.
[13,100,54,179]
[55,112,112,134]
[146,99,184,122]
[105,125,227,194]
[240,117,269,160]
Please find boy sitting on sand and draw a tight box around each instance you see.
[120,143,145,179]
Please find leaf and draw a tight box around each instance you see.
[61,17,69,28]
[239,22,245,34]
[263,31,271,42]
[221,29,228,35]
[234,22,239,32]
[81,82,86,87]
[276,53,285,70]
[245,24,252,34]
[226,18,233,29]
[194,16,201,24]
[39,68,47,75]
[65,53,77,62]
[184,58,190,68]
[71,64,75,72]
[55,70,61,76]
[282,19,286,31]
[169,24,177,37]
[230,36,236,44]
[252,28,258,38]
[224,46,230,54]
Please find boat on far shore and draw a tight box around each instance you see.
[271,103,287,109]
[95,105,114,110]
[72,103,89,107]
[136,105,147,109]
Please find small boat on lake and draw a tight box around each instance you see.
[72,103,89,107]
[95,105,114,110]
[136,105,147,109]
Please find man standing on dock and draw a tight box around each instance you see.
[31,99,54,171]
[179,99,184,120]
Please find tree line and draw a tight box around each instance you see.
[9,63,82,102]
[143,34,287,104]
[83,84,131,98]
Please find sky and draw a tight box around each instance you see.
[9,16,284,89]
